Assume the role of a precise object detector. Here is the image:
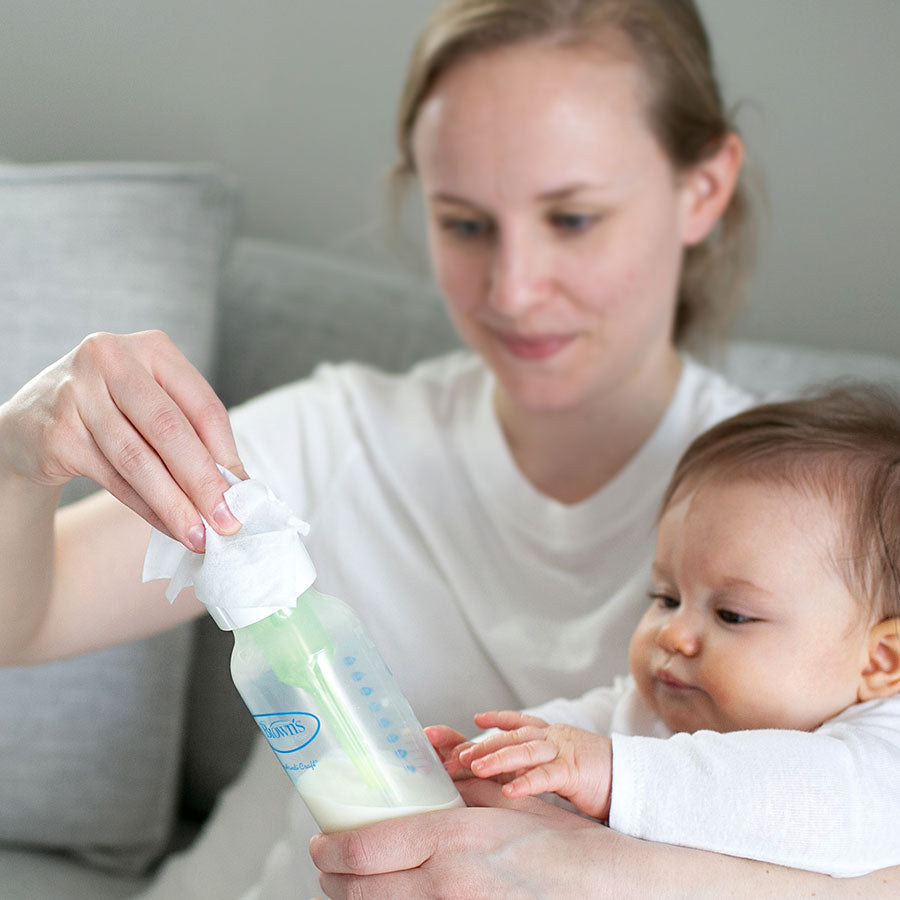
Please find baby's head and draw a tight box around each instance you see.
[629,385,900,734]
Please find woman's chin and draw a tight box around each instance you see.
[494,373,589,416]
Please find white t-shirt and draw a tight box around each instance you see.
[138,351,754,900]
[530,676,900,878]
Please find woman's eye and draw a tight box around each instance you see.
[439,217,493,239]
[717,609,756,625]
[549,212,596,234]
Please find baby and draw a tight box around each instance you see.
[428,385,900,877]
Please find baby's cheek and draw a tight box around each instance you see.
[709,683,786,732]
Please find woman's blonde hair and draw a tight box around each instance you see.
[393,0,756,345]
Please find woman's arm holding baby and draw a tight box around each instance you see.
[312,778,899,899]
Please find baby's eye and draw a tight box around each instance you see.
[649,592,679,610]
[717,609,756,625]
[549,212,597,234]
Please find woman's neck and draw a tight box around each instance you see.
[494,351,682,505]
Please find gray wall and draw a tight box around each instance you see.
[1,0,897,357]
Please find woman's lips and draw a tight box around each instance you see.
[496,332,575,361]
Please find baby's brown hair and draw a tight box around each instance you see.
[663,385,900,622]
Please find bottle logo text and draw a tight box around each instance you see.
[253,711,321,754]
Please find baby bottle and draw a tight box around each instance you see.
[217,578,464,832]
[143,471,463,833]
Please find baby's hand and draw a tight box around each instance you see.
[459,710,613,821]
[424,724,476,778]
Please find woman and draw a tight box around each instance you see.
[2,0,895,896]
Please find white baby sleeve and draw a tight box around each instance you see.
[609,699,900,877]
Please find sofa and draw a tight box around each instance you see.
[1,161,899,899]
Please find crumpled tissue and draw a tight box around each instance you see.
[142,467,316,628]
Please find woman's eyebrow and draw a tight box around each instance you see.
[536,182,609,201]
[429,182,613,206]
[428,191,488,211]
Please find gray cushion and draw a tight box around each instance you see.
[0,161,237,873]
[215,238,459,408]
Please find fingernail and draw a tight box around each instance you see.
[212,500,239,534]
[188,524,206,554]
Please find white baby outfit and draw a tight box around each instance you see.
[530,676,900,877]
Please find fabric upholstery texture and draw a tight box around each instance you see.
[0,161,237,873]
[214,238,459,409]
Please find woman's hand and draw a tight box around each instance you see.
[0,330,245,551]
[309,778,599,900]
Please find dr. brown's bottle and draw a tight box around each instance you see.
[211,576,463,832]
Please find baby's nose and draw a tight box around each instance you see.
[656,615,701,657]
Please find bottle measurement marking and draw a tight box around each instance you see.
[343,655,418,772]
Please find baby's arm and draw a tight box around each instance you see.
[608,704,900,878]
[429,711,613,820]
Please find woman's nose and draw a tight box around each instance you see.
[656,613,702,657]
[487,228,549,316]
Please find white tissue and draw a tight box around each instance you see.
[142,468,317,630]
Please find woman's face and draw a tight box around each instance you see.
[412,41,702,414]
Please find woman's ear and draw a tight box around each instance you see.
[858,618,900,702]
[678,132,744,247]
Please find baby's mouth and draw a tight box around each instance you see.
[655,668,696,691]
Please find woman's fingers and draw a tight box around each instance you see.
[2,331,245,551]
[147,331,248,481]
[104,361,237,537]
[72,332,238,548]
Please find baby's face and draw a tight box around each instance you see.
[629,478,873,734]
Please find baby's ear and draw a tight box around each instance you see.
[858,618,900,701]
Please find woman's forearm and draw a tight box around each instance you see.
[581,826,898,899]
[0,454,201,666]
[310,779,899,899]
[0,463,62,662]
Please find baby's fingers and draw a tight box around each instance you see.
[469,739,558,780]
[501,757,569,799]
[459,723,547,768]
[424,725,471,775]
[473,710,549,732]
